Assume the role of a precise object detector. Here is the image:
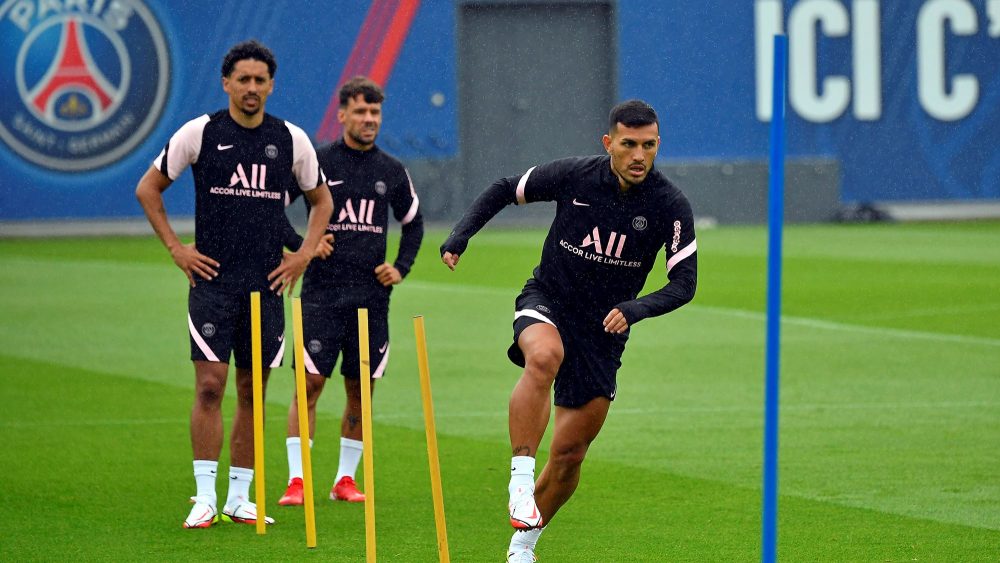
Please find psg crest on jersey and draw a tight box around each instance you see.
[0,1,170,171]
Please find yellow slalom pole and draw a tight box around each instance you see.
[250,291,266,535]
[292,298,317,548]
[413,316,450,562]
[358,308,376,562]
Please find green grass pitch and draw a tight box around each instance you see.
[1,221,998,561]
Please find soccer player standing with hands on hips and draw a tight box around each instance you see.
[277,77,424,506]
[440,100,697,562]
[135,40,333,529]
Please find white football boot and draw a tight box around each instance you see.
[508,487,544,530]
[183,500,218,529]
[221,500,275,525]
[506,548,538,562]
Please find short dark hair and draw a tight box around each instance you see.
[608,99,658,132]
[221,40,277,78]
[339,76,385,107]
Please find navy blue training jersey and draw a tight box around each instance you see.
[442,155,697,324]
[153,110,321,291]
[290,139,423,308]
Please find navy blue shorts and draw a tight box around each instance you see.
[297,302,390,379]
[187,286,285,369]
[507,280,628,408]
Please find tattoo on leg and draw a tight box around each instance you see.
[347,415,360,430]
[512,445,533,457]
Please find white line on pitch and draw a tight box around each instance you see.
[371,400,1000,421]
[0,413,307,429]
[0,418,186,428]
[695,305,1000,348]
[403,282,1000,348]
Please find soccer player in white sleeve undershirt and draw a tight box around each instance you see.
[135,39,332,530]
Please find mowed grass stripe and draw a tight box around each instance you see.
[3,354,998,561]
[2,223,999,558]
[402,280,1000,348]
[1,255,995,394]
[3,230,999,535]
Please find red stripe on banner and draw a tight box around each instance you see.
[316,0,396,141]
[352,0,398,76]
[369,0,420,86]
[315,0,421,143]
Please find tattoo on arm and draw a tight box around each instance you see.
[347,415,360,430]
[512,445,533,457]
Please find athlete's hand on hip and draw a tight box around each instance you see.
[441,251,460,271]
[315,233,334,259]
[603,308,629,334]
[268,250,311,295]
[170,243,219,287]
[374,263,402,286]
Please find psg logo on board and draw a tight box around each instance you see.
[0,2,170,171]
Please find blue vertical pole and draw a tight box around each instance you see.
[762,34,787,563]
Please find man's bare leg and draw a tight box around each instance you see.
[230,366,269,468]
[533,397,611,524]
[191,360,229,460]
[285,371,328,439]
[219,366,274,523]
[186,361,231,527]
[509,323,563,457]
[341,377,374,441]
[508,322,563,529]
[279,371,327,504]
[331,377,376,502]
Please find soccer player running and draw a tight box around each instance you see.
[135,40,333,529]
[277,77,424,506]
[440,100,697,562]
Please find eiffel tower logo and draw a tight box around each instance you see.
[1,1,170,171]
[28,18,120,126]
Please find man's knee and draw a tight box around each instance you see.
[524,345,563,378]
[195,381,224,407]
[194,363,227,407]
[234,368,268,407]
[305,373,326,402]
[343,377,373,402]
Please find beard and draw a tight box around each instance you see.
[348,129,377,148]
[614,164,647,187]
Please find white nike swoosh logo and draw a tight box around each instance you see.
[217,144,233,151]
[327,180,344,187]
[572,198,590,206]
[378,342,388,354]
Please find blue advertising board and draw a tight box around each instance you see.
[624,0,1000,202]
[1,0,997,220]
[0,0,456,220]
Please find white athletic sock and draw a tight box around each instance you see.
[509,527,544,553]
[192,460,218,506]
[225,466,254,507]
[334,437,364,482]
[509,455,536,497]
[286,437,314,483]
